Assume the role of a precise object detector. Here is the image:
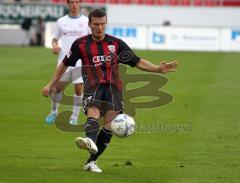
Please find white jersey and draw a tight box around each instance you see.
[53,14,90,65]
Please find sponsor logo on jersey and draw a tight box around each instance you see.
[92,55,113,66]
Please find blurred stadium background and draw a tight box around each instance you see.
[0,0,240,183]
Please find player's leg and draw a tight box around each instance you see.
[75,83,105,153]
[45,81,66,124]
[75,106,100,154]
[85,106,101,142]
[69,83,83,125]
[45,52,67,124]
[87,110,118,162]
[69,64,84,125]
[88,84,123,159]
[84,85,122,172]
[75,85,106,172]
[83,110,118,173]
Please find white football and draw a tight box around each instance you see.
[111,114,135,138]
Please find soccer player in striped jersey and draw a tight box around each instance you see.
[45,0,90,125]
[42,9,178,173]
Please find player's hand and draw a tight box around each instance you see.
[52,46,61,55]
[159,61,178,74]
[42,84,55,97]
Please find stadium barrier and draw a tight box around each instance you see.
[44,23,240,52]
[1,2,239,51]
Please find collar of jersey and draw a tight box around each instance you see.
[68,14,81,19]
[91,34,107,42]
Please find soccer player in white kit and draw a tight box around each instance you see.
[45,0,90,125]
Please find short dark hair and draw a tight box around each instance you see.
[67,0,80,4]
[88,9,106,23]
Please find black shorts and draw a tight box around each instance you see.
[83,83,123,116]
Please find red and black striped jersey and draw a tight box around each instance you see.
[62,34,140,91]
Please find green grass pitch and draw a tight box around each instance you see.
[0,46,240,183]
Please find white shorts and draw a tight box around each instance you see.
[57,51,83,84]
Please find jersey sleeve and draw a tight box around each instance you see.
[62,40,81,67]
[118,39,140,67]
[52,20,61,40]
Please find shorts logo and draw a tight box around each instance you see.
[108,45,115,54]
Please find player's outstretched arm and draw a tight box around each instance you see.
[42,62,67,97]
[136,59,178,74]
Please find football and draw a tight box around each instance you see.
[111,114,135,138]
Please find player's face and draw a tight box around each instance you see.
[68,0,80,15]
[89,16,107,41]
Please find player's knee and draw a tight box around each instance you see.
[87,106,100,119]
[75,90,82,96]
[105,111,118,123]
[103,111,119,130]
[74,83,83,95]
[55,82,66,92]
